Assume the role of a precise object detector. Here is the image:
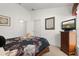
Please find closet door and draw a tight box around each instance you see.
[34,20,41,36]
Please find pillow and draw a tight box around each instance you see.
[26,33,32,38]
[20,33,33,41]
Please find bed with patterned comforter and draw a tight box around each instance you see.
[3,36,50,56]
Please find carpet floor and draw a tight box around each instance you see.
[42,45,67,56]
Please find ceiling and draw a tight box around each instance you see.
[19,3,73,11]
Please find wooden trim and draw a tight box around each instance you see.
[36,47,49,56]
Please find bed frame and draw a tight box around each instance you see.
[36,47,49,56]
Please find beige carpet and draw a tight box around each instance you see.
[42,45,67,56]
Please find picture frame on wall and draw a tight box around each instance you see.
[0,15,11,26]
[45,17,55,30]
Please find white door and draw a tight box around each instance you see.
[34,20,41,36]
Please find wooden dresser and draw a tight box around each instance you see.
[61,31,77,55]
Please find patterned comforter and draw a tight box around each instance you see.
[3,36,50,56]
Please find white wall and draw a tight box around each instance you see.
[0,3,33,39]
[32,6,75,47]
[26,20,34,34]
[77,5,79,48]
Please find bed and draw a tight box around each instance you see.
[3,36,50,56]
